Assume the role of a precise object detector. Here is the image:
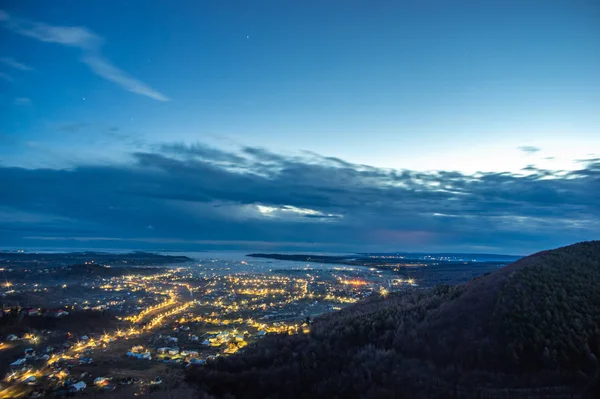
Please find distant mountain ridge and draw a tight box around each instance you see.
[0,251,191,269]
[358,251,523,261]
[190,241,600,399]
[249,252,522,262]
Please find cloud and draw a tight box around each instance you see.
[0,142,599,253]
[0,9,169,101]
[0,71,14,82]
[256,204,342,221]
[14,97,31,106]
[518,145,541,154]
[22,236,333,249]
[160,142,247,164]
[55,122,89,133]
[0,56,32,71]
[80,53,169,101]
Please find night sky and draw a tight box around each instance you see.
[1,1,599,254]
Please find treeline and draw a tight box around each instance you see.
[493,242,600,373]
[0,309,119,335]
[3,263,169,282]
[188,241,600,398]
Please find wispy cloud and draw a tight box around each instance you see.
[518,145,541,154]
[80,53,169,101]
[0,56,32,71]
[0,71,14,82]
[54,122,89,133]
[0,9,169,101]
[14,97,31,106]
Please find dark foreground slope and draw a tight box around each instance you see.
[188,241,600,399]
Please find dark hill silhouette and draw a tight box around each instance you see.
[188,241,600,399]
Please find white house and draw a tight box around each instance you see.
[10,358,27,367]
[71,381,86,392]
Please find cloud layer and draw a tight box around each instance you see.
[1,142,598,253]
[0,56,33,71]
[0,9,168,101]
[0,71,14,82]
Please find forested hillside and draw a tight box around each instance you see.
[188,241,600,399]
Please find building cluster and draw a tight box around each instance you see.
[0,257,403,397]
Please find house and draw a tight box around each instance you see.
[168,347,179,356]
[10,358,27,367]
[127,351,151,360]
[181,350,198,357]
[27,309,39,316]
[70,381,86,392]
[7,334,18,341]
[22,333,34,341]
[201,339,211,346]
[157,347,171,354]
[24,376,36,384]
[94,377,109,386]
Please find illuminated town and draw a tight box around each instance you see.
[0,251,448,398]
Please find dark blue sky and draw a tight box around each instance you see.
[1,1,599,254]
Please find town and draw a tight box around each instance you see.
[0,250,469,398]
